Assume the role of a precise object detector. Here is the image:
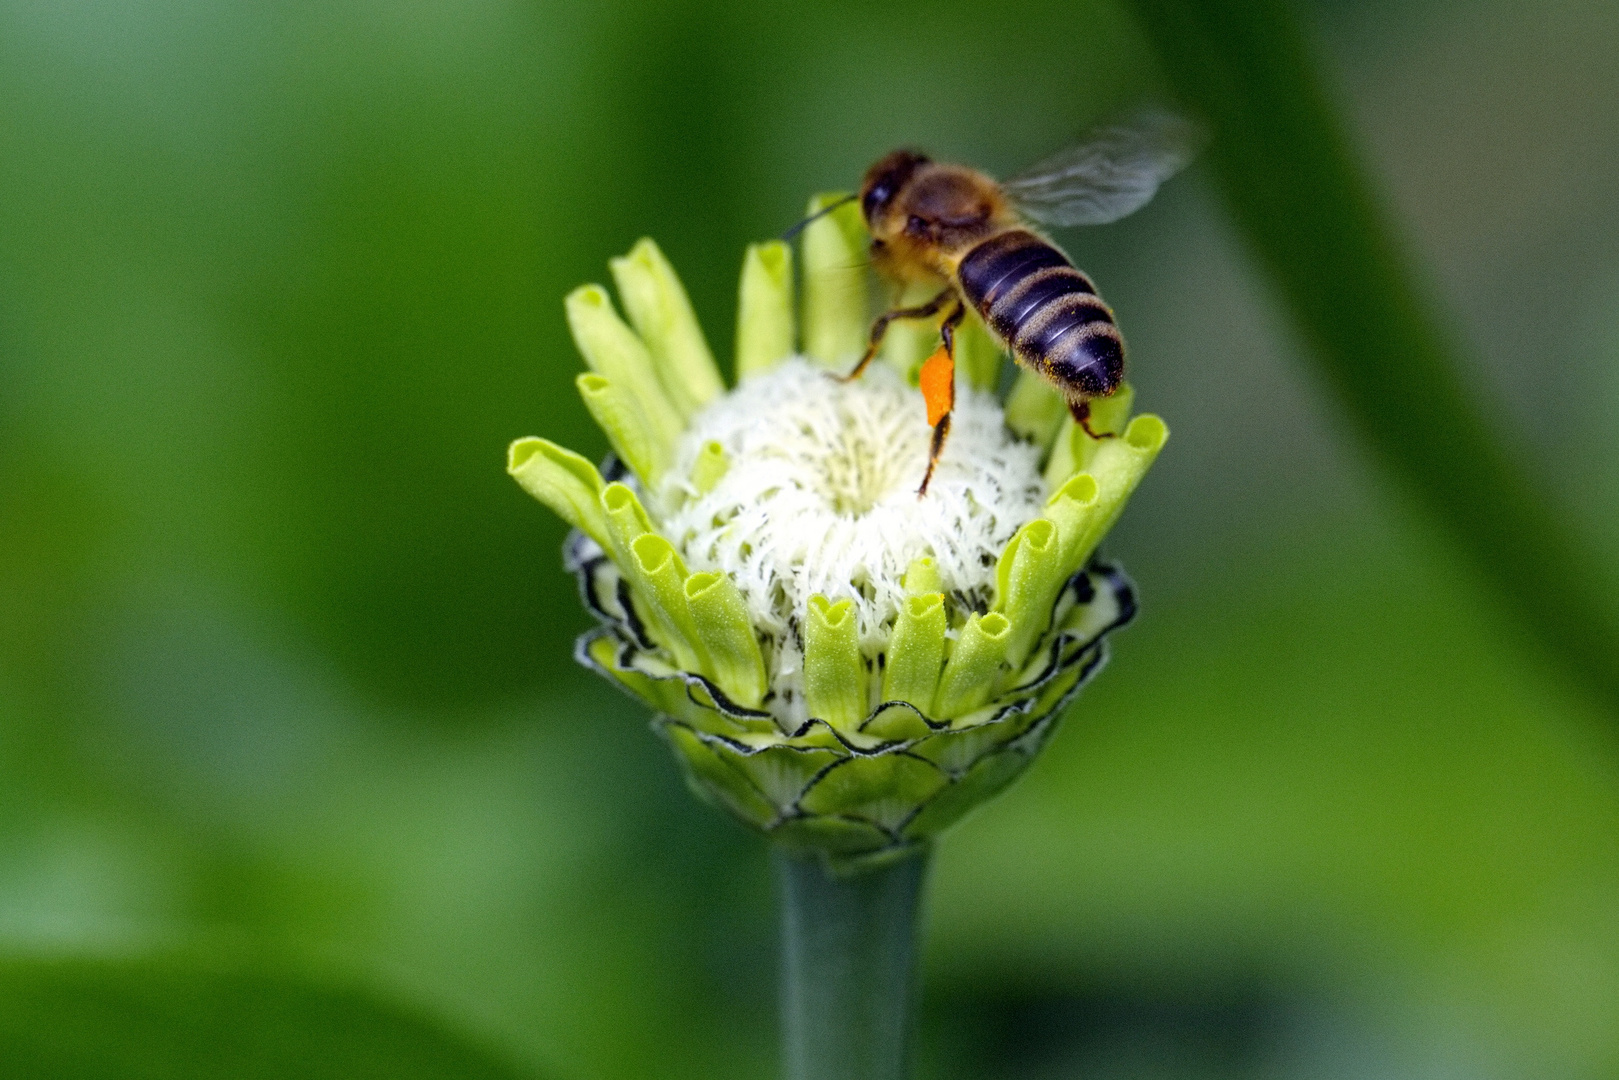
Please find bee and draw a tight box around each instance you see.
[835,108,1202,494]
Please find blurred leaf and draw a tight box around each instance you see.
[1122,0,1619,714]
[0,953,534,1080]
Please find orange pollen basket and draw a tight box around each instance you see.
[919,347,954,428]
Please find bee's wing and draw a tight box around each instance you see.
[1002,108,1204,228]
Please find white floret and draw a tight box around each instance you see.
[657,358,1044,714]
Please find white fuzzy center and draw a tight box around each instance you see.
[658,359,1044,709]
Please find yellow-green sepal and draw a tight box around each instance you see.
[935,612,1013,719]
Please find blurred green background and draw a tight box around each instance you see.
[3,0,1619,1076]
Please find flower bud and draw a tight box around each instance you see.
[514,224,1164,871]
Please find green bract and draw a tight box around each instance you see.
[510,211,1167,873]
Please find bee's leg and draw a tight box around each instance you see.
[917,302,966,496]
[837,288,954,382]
[1070,399,1118,441]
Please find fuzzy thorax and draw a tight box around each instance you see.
[659,359,1045,668]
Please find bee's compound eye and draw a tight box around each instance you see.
[862,184,892,220]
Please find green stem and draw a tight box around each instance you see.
[1124,0,1619,714]
[776,847,931,1080]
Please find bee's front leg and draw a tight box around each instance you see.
[837,288,954,383]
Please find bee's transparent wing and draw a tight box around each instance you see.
[1002,108,1205,228]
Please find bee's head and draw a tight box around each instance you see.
[861,150,930,229]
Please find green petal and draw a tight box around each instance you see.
[1004,369,1067,452]
[735,240,796,381]
[882,593,947,713]
[565,284,685,450]
[1047,415,1168,574]
[628,533,709,673]
[902,556,942,597]
[993,518,1066,668]
[799,192,868,370]
[575,373,667,486]
[954,309,1004,391]
[685,570,767,708]
[804,595,867,732]
[903,740,1036,839]
[610,237,725,416]
[690,440,730,494]
[661,725,777,828]
[600,482,655,560]
[770,816,893,860]
[1043,382,1136,490]
[506,437,610,548]
[586,635,685,715]
[935,612,1012,719]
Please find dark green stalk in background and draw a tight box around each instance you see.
[777,850,930,1080]
[1124,0,1619,714]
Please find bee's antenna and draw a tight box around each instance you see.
[781,194,858,242]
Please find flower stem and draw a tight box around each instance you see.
[776,847,931,1080]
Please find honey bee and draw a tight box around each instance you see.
[835,108,1202,494]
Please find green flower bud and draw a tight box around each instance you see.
[877,281,941,380]
[954,309,1005,391]
[993,518,1066,669]
[601,482,654,559]
[628,533,709,674]
[901,556,942,597]
[512,223,1162,873]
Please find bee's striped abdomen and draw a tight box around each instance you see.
[956,229,1123,399]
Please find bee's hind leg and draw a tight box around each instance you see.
[837,288,954,382]
[1070,399,1118,441]
[917,302,966,496]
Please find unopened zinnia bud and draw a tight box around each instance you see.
[511,213,1165,873]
